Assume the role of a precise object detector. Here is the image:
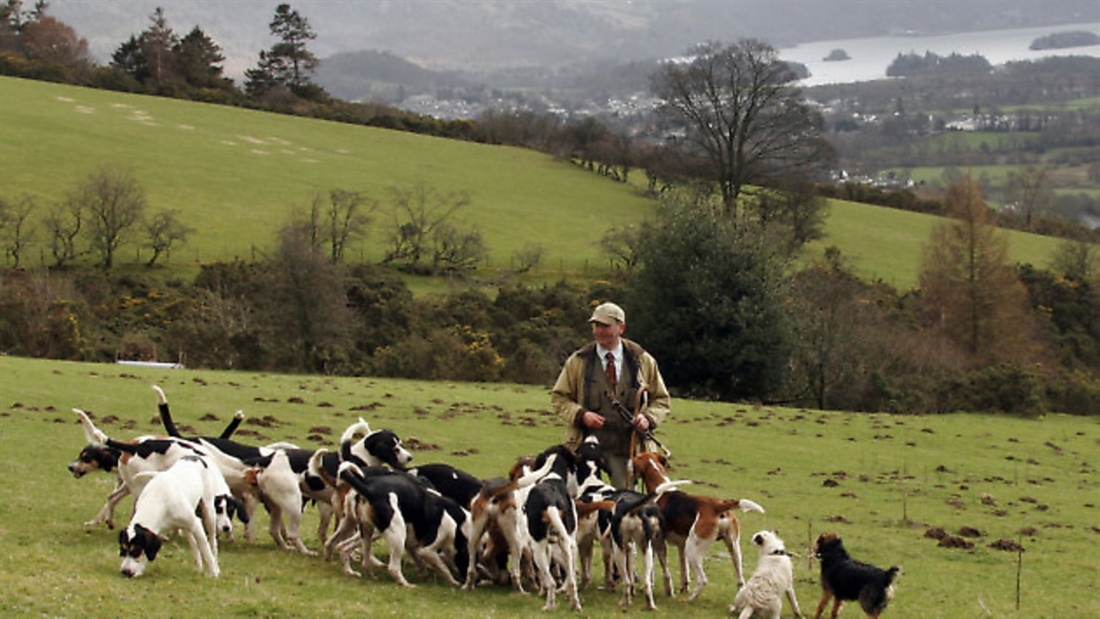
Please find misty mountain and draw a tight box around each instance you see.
[51,0,1099,83]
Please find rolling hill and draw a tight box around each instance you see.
[0,76,1066,289]
[0,76,653,275]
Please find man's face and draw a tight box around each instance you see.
[592,320,624,349]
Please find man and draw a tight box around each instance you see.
[551,302,670,489]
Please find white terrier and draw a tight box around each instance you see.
[729,530,803,619]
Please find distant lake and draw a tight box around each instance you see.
[780,23,1100,86]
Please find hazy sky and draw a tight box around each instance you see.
[48,0,1100,79]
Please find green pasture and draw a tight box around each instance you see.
[999,97,1100,113]
[895,163,1095,190]
[920,131,1039,153]
[0,76,652,275]
[804,199,1062,289]
[944,98,1100,116]
[1,356,1098,618]
[0,77,1070,291]
[885,162,1099,212]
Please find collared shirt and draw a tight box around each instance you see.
[596,343,623,387]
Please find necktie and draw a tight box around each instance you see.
[605,352,617,393]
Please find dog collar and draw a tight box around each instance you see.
[770,549,793,557]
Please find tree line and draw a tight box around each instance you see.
[1,177,1097,416]
[0,165,490,276]
[0,1,480,138]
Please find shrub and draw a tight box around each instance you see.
[955,363,1048,416]
[116,331,159,361]
[1046,369,1100,416]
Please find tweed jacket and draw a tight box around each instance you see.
[551,337,670,454]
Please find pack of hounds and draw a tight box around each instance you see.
[67,385,901,617]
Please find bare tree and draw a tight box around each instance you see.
[382,180,473,274]
[76,165,147,270]
[304,189,376,264]
[0,194,35,267]
[599,224,642,273]
[430,221,485,273]
[650,39,836,217]
[787,249,873,410]
[143,208,193,267]
[511,243,544,274]
[1003,165,1054,228]
[43,196,83,268]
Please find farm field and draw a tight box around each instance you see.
[0,76,1069,291]
[1,356,1097,618]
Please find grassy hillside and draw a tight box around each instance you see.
[1,356,1098,618]
[0,77,1067,289]
[805,199,1066,289]
[0,76,652,274]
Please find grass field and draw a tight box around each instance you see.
[0,76,1070,291]
[1,356,1097,618]
[0,76,653,275]
[803,199,1064,289]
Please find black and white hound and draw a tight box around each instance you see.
[333,462,471,587]
[118,454,223,578]
[68,386,242,530]
[461,452,571,593]
[572,436,619,591]
[522,444,584,611]
[573,437,685,609]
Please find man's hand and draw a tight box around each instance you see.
[632,414,650,433]
[582,411,605,429]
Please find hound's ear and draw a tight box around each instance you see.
[231,497,250,524]
[145,532,163,561]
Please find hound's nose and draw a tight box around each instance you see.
[121,568,135,578]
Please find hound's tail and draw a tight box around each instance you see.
[478,477,520,502]
[309,448,338,488]
[219,410,244,439]
[617,479,693,517]
[340,417,372,445]
[153,385,181,437]
[885,566,902,587]
[576,500,615,518]
[716,498,766,515]
[514,455,557,488]
[546,505,573,542]
[73,408,105,444]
